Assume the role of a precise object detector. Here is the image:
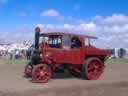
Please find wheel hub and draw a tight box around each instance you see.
[40,71,45,76]
[91,67,96,72]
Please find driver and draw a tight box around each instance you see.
[71,37,82,49]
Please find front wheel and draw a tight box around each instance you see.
[32,64,51,83]
[82,58,104,80]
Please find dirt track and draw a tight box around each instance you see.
[0,63,128,96]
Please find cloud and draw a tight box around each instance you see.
[94,14,128,25]
[91,14,128,48]
[103,24,128,33]
[0,25,33,43]
[36,13,128,48]
[36,22,99,36]
[1,14,128,48]
[0,0,8,4]
[41,9,63,19]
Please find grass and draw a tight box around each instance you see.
[106,58,128,64]
[0,59,29,65]
[0,59,29,71]
[0,58,128,65]
[0,58,127,71]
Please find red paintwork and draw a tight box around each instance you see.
[29,32,110,82]
[41,57,52,64]
[85,46,110,56]
[40,32,110,66]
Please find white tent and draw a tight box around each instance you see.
[0,46,6,51]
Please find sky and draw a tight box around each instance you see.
[0,0,128,48]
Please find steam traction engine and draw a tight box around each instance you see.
[24,27,110,83]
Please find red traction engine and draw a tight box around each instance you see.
[24,27,110,83]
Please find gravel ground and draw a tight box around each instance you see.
[0,63,128,96]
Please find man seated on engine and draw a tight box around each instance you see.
[71,37,82,49]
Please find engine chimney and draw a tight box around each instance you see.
[35,27,40,50]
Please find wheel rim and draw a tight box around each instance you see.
[86,60,103,80]
[34,65,51,83]
[25,64,33,77]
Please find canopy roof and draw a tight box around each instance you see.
[40,32,97,39]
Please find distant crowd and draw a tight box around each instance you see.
[0,40,33,60]
[0,45,34,60]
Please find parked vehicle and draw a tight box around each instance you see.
[24,27,110,83]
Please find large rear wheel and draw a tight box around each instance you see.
[82,58,104,80]
[32,64,51,83]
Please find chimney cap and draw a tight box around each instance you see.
[35,27,41,33]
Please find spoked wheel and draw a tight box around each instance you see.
[32,64,51,83]
[24,62,33,77]
[82,58,104,80]
[68,64,82,77]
